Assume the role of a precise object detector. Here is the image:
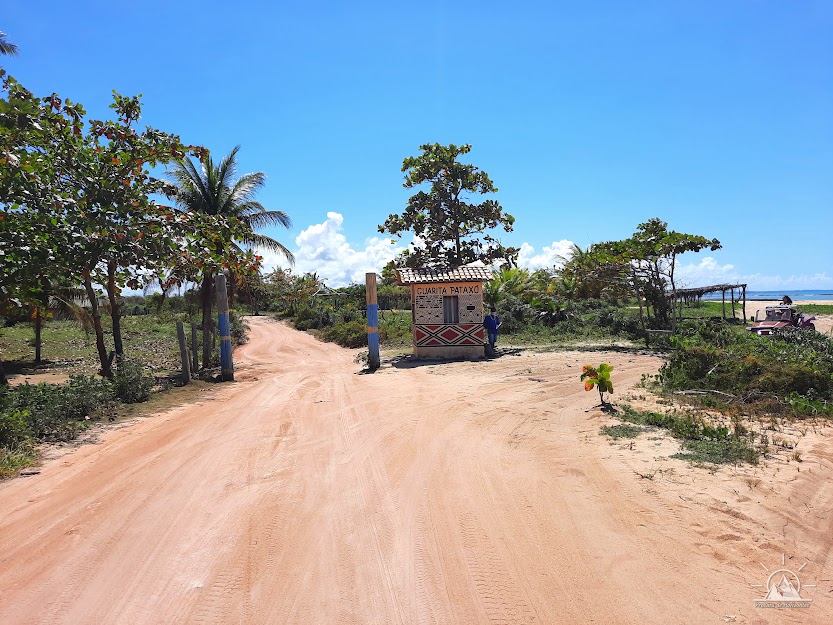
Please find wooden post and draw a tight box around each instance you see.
[722,289,726,319]
[191,323,199,374]
[34,308,42,365]
[176,321,190,384]
[670,292,676,334]
[742,285,747,322]
[366,272,380,370]
[730,288,736,319]
[215,274,234,381]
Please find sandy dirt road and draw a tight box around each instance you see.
[1,317,831,624]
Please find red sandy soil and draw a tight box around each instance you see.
[0,317,831,624]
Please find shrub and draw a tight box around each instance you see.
[378,310,412,346]
[0,407,31,447]
[292,306,325,331]
[321,320,368,348]
[112,359,154,404]
[581,363,614,405]
[229,311,250,345]
[659,321,833,414]
[8,375,116,440]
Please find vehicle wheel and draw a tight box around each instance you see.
[805,323,815,331]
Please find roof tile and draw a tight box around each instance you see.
[396,265,494,284]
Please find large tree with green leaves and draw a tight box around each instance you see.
[379,143,518,269]
[167,146,294,369]
[0,72,240,377]
[569,218,721,329]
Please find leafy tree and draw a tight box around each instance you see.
[167,147,294,369]
[560,219,720,330]
[0,32,18,57]
[0,72,236,376]
[262,268,320,316]
[379,143,517,268]
[556,243,618,300]
[26,280,89,365]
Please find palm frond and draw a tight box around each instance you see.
[167,146,294,265]
[215,146,241,188]
[0,32,19,56]
[229,172,267,203]
[244,233,295,265]
[243,207,292,230]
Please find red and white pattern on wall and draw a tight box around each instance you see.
[414,324,485,347]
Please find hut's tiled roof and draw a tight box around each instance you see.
[396,265,494,285]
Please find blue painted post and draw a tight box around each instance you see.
[366,272,380,370]
[215,274,234,381]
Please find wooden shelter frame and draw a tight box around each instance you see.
[672,283,748,323]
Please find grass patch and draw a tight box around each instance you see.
[0,443,37,478]
[799,304,833,315]
[0,317,183,374]
[672,438,760,465]
[677,300,744,320]
[618,405,759,465]
[601,423,644,439]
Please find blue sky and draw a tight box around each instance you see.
[3,1,832,289]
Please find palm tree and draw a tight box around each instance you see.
[168,146,294,369]
[0,31,19,56]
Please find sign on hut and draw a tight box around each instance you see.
[396,265,493,359]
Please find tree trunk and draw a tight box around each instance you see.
[201,274,214,370]
[84,276,112,378]
[0,359,7,385]
[34,306,42,365]
[106,261,124,363]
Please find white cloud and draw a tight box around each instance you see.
[259,212,406,287]
[260,221,833,293]
[517,239,575,270]
[674,256,833,291]
[674,256,738,288]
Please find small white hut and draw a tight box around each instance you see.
[396,265,493,359]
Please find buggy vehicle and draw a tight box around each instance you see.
[748,306,816,336]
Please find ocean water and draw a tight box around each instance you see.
[702,289,833,301]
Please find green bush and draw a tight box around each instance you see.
[659,321,833,415]
[0,407,31,447]
[7,375,115,440]
[112,359,154,404]
[321,320,368,348]
[292,306,326,331]
[229,311,250,345]
[378,310,412,346]
[493,297,646,343]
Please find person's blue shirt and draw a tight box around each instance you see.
[484,313,500,332]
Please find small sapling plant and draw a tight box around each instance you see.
[581,363,614,407]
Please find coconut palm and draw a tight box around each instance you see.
[168,146,294,369]
[0,31,19,56]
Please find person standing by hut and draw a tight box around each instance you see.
[484,308,501,353]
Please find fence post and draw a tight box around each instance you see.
[176,321,190,384]
[215,274,234,381]
[366,272,380,370]
[191,323,199,374]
